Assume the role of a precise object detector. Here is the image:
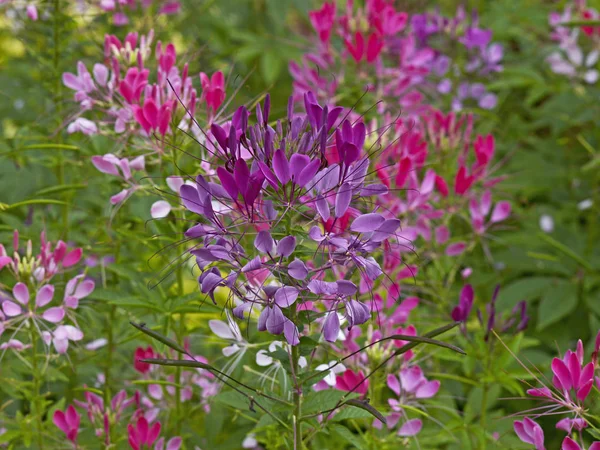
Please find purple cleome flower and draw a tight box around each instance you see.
[179,93,403,345]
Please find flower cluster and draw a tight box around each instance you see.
[63,30,226,149]
[96,0,181,26]
[548,1,600,84]
[369,108,510,278]
[0,230,95,354]
[514,335,600,450]
[292,1,503,115]
[180,92,402,346]
[452,284,528,339]
[133,344,218,415]
[53,389,182,449]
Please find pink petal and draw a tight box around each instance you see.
[53,338,69,354]
[151,201,171,218]
[74,280,95,299]
[398,419,422,437]
[552,358,573,391]
[386,374,401,396]
[166,437,182,450]
[0,256,13,270]
[415,380,440,398]
[2,300,22,317]
[13,282,29,305]
[147,421,161,446]
[445,242,466,256]
[36,285,55,308]
[43,307,65,323]
[110,189,130,205]
[91,156,119,176]
[490,201,511,223]
[53,411,69,434]
[63,248,82,268]
[562,437,582,450]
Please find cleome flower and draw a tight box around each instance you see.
[179,92,403,346]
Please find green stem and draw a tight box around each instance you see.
[104,305,116,405]
[53,0,68,235]
[290,303,302,450]
[29,326,44,450]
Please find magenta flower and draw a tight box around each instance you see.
[53,405,80,444]
[451,284,474,322]
[514,418,545,450]
[562,437,600,450]
[200,71,226,115]
[128,416,161,450]
[551,346,595,403]
[309,2,336,44]
[335,369,369,396]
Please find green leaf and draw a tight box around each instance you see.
[330,424,367,450]
[214,391,252,410]
[340,399,386,424]
[260,51,282,85]
[302,389,348,414]
[537,282,579,330]
[330,407,373,422]
[34,184,86,196]
[496,277,554,310]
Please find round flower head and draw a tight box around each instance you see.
[179,92,404,345]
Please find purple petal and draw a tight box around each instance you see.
[241,256,262,273]
[254,230,274,253]
[283,319,300,345]
[266,307,285,335]
[258,307,270,331]
[289,154,311,181]
[179,185,204,215]
[336,280,357,296]
[272,149,290,184]
[315,195,330,221]
[274,287,299,308]
[307,280,337,295]
[350,213,385,232]
[288,259,308,280]
[335,183,352,217]
[296,159,321,187]
[258,161,279,190]
[308,226,325,242]
[217,167,239,200]
[361,184,388,196]
[323,312,340,342]
[276,236,296,257]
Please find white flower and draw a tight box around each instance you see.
[209,312,245,357]
[314,360,346,387]
[539,214,554,233]
[578,199,593,210]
